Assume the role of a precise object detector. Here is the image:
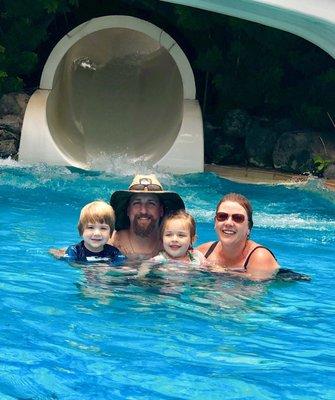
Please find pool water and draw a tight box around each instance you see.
[1,161,334,399]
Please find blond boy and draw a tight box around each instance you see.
[65,201,125,263]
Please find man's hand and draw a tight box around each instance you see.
[49,248,66,259]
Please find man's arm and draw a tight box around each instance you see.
[49,248,66,259]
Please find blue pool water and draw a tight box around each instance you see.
[1,160,335,399]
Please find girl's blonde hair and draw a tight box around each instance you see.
[78,201,115,236]
[160,210,196,239]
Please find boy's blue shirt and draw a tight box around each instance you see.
[65,241,126,264]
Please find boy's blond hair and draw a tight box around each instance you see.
[78,201,115,236]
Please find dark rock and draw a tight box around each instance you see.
[0,92,29,116]
[245,119,280,168]
[314,131,335,161]
[222,109,251,139]
[273,131,323,173]
[0,139,18,157]
[204,123,223,163]
[211,138,246,165]
[205,110,251,165]
[205,122,246,165]
[324,164,335,179]
[0,128,20,140]
[0,115,23,134]
[272,118,296,134]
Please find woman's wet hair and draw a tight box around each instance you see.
[78,200,115,236]
[160,209,196,239]
[216,193,253,229]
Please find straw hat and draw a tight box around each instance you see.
[110,174,185,231]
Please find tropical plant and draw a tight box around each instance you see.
[312,154,332,177]
[0,0,77,96]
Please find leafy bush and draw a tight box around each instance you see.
[312,155,333,177]
[0,0,77,96]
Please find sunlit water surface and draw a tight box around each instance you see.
[0,159,334,399]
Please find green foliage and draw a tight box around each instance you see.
[0,0,77,96]
[174,5,222,32]
[195,46,223,73]
[168,7,335,131]
[44,0,63,13]
[209,143,232,165]
[1,0,335,144]
[312,155,332,176]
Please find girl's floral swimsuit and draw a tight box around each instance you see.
[151,249,206,265]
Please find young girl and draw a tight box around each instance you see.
[152,210,206,264]
[137,210,205,279]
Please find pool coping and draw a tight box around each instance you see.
[204,164,335,190]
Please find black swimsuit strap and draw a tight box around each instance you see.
[204,241,219,259]
[243,246,277,269]
[204,242,276,270]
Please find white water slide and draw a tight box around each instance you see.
[19,0,335,173]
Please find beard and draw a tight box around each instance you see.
[133,214,158,237]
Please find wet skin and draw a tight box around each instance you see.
[82,222,111,252]
[215,201,250,247]
[127,194,163,237]
[162,219,193,261]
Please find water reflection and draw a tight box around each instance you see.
[74,261,268,311]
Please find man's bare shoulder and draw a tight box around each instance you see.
[109,229,131,255]
[109,230,126,244]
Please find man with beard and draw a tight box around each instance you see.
[109,174,185,259]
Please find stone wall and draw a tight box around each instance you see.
[0,93,29,159]
[1,93,334,179]
[205,109,335,179]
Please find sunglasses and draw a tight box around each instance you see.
[215,212,246,224]
[129,178,162,192]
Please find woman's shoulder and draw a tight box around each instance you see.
[246,241,276,261]
[244,241,279,277]
[196,241,217,254]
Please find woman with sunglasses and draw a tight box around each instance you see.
[197,193,279,281]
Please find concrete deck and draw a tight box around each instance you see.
[325,180,335,190]
[204,164,309,185]
[204,164,335,191]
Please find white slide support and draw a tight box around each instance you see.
[19,16,203,173]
